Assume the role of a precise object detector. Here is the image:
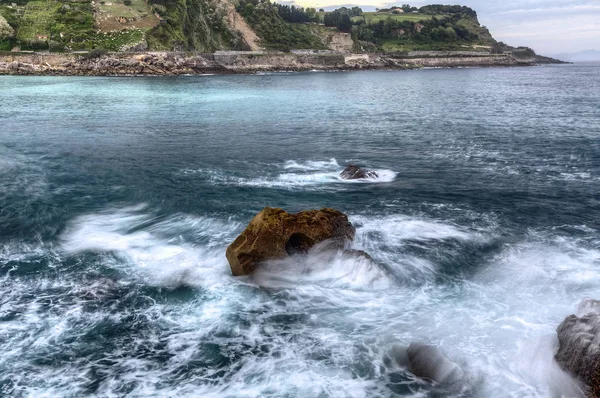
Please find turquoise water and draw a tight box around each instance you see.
[1,64,599,397]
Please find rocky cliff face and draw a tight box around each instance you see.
[0,51,533,76]
[555,298,600,396]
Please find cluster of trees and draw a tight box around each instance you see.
[338,6,363,17]
[418,5,477,18]
[323,11,352,32]
[378,4,418,13]
[323,7,362,32]
[237,0,326,50]
[0,14,14,40]
[274,4,317,23]
[354,14,484,46]
[491,41,536,57]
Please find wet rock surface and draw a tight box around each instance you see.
[555,299,600,396]
[226,207,355,276]
[0,52,534,76]
[384,342,465,386]
[339,165,379,180]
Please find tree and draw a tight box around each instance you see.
[0,15,14,39]
[323,11,340,27]
[338,14,352,32]
[350,6,363,17]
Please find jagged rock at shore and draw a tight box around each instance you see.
[555,299,600,396]
[384,343,465,386]
[226,207,355,276]
[384,343,465,384]
[0,51,544,76]
[340,165,379,180]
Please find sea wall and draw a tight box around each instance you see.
[0,51,528,76]
[399,55,521,67]
[406,50,491,57]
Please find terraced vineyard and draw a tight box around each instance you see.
[95,0,158,33]
[16,0,59,40]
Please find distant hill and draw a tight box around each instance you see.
[551,50,600,62]
[0,0,550,58]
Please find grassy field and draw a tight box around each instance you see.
[352,12,440,23]
[380,39,491,53]
[316,11,439,23]
[95,0,158,32]
[17,0,59,40]
[91,28,144,50]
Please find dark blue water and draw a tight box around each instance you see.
[1,64,599,397]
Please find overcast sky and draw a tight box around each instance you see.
[293,0,600,54]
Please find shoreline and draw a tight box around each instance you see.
[0,51,565,77]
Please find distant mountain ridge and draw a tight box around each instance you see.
[550,50,600,62]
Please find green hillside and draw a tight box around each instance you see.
[0,1,505,53]
[352,12,440,23]
[0,0,247,51]
[236,0,326,50]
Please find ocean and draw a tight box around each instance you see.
[1,64,599,397]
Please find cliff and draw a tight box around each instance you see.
[0,50,536,76]
[0,0,563,64]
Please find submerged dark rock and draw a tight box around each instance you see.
[384,343,465,386]
[341,249,375,263]
[339,165,379,180]
[225,207,355,276]
[555,299,600,396]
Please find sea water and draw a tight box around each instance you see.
[0,64,599,397]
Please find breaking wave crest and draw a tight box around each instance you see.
[179,158,397,189]
[1,204,598,397]
[59,204,239,289]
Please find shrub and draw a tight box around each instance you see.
[0,14,14,39]
[83,48,107,59]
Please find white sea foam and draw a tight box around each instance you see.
[179,159,396,190]
[3,205,599,397]
[282,158,340,171]
[353,214,475,243]
[60,205,238,289]
[252,250,391,291]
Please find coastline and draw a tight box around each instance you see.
[0,51,564,76]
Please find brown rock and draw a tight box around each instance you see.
[226,207,355,276]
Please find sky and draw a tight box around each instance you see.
[292,0,600,54]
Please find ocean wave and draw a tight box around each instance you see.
[282,158,341,171]
[1,205,597,397]
[60,205,239,289]
[179,159,397,190]
[251,249,392,291]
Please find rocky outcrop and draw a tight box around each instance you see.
[0,52,232,76]
[535,55,570,64]
[340,165,379,180]
[327,32,354,53]
[384,343,465,386]
[226,207,355,276]
[555,299,600,396]
[0,51,543,76]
